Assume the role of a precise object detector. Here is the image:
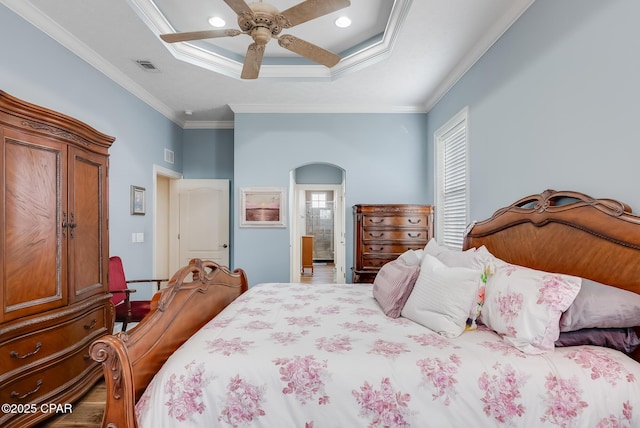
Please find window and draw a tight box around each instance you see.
[311,192,326,209]
[435,107,469,250]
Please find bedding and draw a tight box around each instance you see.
[135,282,640,428]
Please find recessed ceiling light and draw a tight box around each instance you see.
[334,16,351,28]
[208,16,226,28]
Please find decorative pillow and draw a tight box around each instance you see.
[372,259,420,318]
[401,254,481,338]
[480,261,581,354]
[423,239,494,326]
[555,327,640,354]
[559,278,640,332]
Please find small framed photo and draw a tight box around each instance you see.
[240,187,286,228]
[130,185,146,215]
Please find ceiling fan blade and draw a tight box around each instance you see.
[241,43,266,79]
[160,29,242,43]
[279,0,351,28]
[278,34,341,68]
[223,0,254,18]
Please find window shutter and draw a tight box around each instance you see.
[435,108,469,250]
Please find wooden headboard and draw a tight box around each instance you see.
[463,189,640,295]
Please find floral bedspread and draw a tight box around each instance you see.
[136,283,640,428]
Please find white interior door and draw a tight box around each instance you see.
[177,179,230,268]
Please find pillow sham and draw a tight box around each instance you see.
[397,249,423,266]
[372,258,420,318]
[555,327,640,354]
[480,261,581,354]
[401,254,481,338]
[559,278,640,332]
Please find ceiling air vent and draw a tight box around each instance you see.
[135,60,160,73]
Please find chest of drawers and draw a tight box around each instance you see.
[352,204,433,283]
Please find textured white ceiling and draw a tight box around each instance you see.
[1,0,534,127]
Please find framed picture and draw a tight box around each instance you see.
[240,187,286,227]
[130,185,146,215]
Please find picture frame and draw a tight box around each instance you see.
[240,187,286,227]
[130,185,146,215]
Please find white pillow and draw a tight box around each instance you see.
[397,249,423,266]
[481,260,582,354]
[401,254,481,338]
[423,238,490,269]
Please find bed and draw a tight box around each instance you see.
[90,189,640,427]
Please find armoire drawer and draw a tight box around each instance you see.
[0,341,97,406]
[0,306,106,376]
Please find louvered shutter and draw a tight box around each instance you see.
[435,108,469,250]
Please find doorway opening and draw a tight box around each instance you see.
[290,164,346,284]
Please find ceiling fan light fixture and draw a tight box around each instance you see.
[208,16,226,28]
[334,16,352,28]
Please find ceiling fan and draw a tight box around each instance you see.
[160,0,352,79]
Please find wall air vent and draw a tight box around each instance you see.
[164,148,174,164]
[135,59,161,73]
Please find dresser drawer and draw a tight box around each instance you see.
[0,306,106,376]
[362,214,429,228]
[361,229,427,243]
[0,341,97,406]
[361,243,426,255]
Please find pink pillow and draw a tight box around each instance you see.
[480,260,581,354]
[373,259,420,318]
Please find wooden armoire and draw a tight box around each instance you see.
[0,91,114,427]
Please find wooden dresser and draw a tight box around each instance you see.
[352,204,433,283]
[0,91,114,427]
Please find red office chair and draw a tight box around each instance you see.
[108,256,168,332]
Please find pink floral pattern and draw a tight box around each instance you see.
[481,340,526,358]
[315,305,341,315]
[206,337,254,355]
[352,377,412,428]
[537,274,579,309]
[494,291,523,336]
[218,375,266,427]
[163,361,210,422]
[270,331,301,345]
[273,355,330,405]
[340,320,379,333]
[596,401,633,428]
[416,354,461,405]
[368,339,410,359]
[316,335,352,353]
[285,316,320,328]
[478,362,528,424]
[565,348,631,386]
[540,374,588,426]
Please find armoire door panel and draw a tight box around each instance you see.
[1,135,66,322]
[67,148,107,301]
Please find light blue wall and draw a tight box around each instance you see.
[233,113,430,285]
[0,4,183,288]
[427,0,640,222]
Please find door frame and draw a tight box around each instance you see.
[290,183,346,283]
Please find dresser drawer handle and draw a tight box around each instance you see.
[10,342,42,359]
[408,218,422,224]
[368,233,384,238]
[84,319,97,330]
[368,247,384,252]
[11,379,43,400]
[368,218,384,224]
[408,232,422,238]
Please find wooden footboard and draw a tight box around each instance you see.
[89,259,248,428]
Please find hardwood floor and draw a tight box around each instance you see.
[39,263,336,427]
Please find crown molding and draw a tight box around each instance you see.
[229,104,426,114]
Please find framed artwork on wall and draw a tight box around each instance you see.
[240,187,286,227]
[130,185,146,215]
